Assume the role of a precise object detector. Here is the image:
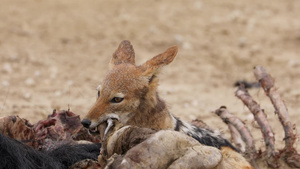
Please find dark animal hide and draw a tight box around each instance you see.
[0,133,100,169]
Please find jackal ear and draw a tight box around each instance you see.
[140,46,178,79]
[109,40,135,69]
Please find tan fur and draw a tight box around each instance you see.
[85,40,177,130]
[84,40,252,168]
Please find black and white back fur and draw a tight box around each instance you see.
[174,117,237,151]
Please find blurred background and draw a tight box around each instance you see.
[0,0,299,157]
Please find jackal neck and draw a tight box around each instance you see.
[128,91,174,130]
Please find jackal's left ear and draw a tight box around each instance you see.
[109,40,135,69]
[140,46,178,79]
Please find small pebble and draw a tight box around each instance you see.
[2,63,12,73]
[183,42,192,50]
[25,78,35,86]
[238,37,247,48]
[191,100,198,107]
[2,81,9,87]
[34,71,41,77]
[174,34,184,43]
[194,1,202,9]
[24,93,31,100]
[246,114,254,121]
[55,91,61,97]
[67,80,73,86]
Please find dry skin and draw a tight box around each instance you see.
[0,0,300,167]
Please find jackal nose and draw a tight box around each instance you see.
[81,119,91,128]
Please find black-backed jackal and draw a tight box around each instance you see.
[82,40,252,168]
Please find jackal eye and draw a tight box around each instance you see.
[111,97,124,103]
[96,85,101,99]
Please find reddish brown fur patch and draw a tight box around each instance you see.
[127,91,171,129]
[220,147,253,169]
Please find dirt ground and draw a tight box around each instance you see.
[0,0,299,167]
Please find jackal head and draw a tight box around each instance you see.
[81,40,178,139]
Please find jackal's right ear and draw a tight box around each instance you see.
[109,40,135,69]
[140,46,178,79]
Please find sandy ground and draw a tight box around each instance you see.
[0,0,300,167]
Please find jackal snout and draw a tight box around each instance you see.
[81,119,91,128]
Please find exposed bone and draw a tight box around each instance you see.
[235,85,279,168]
[104,118,113,137]
[215,106,258,168]
[253,65,300,168]
[191,119,214,132]
[228,123,246,153]
[98,122,107,141]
